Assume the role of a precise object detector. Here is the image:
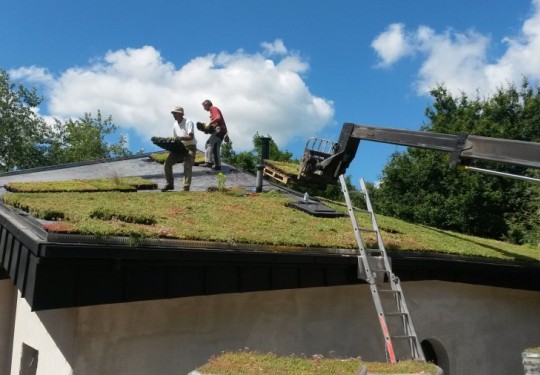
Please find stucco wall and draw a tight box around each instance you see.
[405,281,540,374]
[9,290,77,375]
[0,280,16,375]
[70,281,540,375]
[7,280,540,374]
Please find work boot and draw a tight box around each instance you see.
[182,186,190,192]
[161,184,174,192]
[212,165,222,171]
[200,162,213,168]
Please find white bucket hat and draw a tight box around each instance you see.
[171,106,184,114]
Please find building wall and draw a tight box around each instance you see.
[0,280,16,375]
[9,290,77,375]
[406,281,540,374]
[6,280,540,374]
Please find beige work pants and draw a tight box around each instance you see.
[164,144,197,188]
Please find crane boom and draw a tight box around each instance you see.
[297,123,540,184]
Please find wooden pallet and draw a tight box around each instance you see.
[263,166,292,184]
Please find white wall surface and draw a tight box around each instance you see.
[405,281,540,374]
[7,280,540,375]
[10,290,77,375]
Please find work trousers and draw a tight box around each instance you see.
[164,144,197,188]
[205,133,223,167]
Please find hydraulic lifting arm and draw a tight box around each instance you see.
[297,123,540,184]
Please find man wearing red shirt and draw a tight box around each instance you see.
[200,99,227,171]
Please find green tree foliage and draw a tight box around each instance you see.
[0,69,132,171]
[48,111,132,164]
[222,132,294,174]
[0,69,50,171]
[253,133,293,162]
[375,82,540,245]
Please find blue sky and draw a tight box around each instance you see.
[3,0,540,186]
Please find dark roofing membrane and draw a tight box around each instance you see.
[1,154,539,311]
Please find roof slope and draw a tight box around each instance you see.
[1,154,538,310]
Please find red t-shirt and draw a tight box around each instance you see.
[210,106,227,134]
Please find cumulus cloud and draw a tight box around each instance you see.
[414,28,490,95]
[487,0,540,87]
[10,41,333,152]
[261,39,288,56]
[372,0,540,97]
[371,23,412,67]
[9,66,54,85]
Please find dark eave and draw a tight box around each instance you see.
[1,202,539,311]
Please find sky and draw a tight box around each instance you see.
[2,0,540,186]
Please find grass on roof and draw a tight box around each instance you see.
[149,151,205,164]
[197,351,439,375]
[4,177,157,193]
[265,160,300,176]
[2,177,539,262]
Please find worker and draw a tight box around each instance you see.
[199,99,227,171]
[161,106,197,192]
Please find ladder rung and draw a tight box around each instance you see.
[391,335,417,340]
[379,289,400,294]
[357,211,375,217]
[358,227,377,233]
[385,312,408,317]
[365,249,383,255]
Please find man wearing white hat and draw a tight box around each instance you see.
[162,106,197,192]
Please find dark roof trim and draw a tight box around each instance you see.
[1,203,539,311]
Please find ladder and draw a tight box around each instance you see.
[339,175,425,363]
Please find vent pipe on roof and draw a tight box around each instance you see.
[255,137,271,193]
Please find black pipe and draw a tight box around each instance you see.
[256,137,271,192]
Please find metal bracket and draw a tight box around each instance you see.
[448,132,468,169]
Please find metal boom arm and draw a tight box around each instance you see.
[297,123,540,184]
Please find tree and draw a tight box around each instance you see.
[375,81,540,244]
[0,69,50,171]
[222,133,294,174]
[47,111,132,164]
[1,68,133,170]
[253,133,293,162]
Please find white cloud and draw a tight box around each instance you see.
[10,41,334,152]
[414,28,490,95]
[486,0,540,87]
[371,23,412,67]
[372,0,540,97]
[9,66,54,85]
[261,39,288,56]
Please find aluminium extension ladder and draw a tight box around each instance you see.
[338,174,425,363]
